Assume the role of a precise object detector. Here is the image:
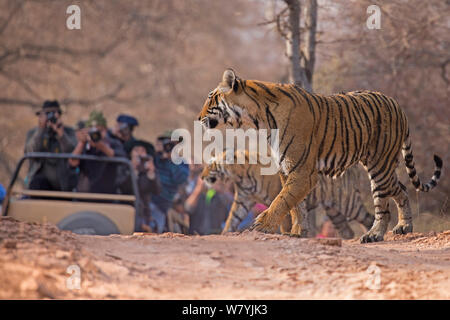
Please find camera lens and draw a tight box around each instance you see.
[89,127,101,142]
[46,111,57,124]
[163,142,174,153]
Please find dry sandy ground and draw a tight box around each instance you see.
[0,216,449,299]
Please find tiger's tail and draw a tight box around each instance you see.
[402,134,442,192]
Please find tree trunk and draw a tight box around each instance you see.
[284,0,312,92]
[303,0,317,87]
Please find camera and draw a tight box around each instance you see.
[163,141,176,153]
[46,111,58,124]
[88,127,102,143]
[137,155,152,174]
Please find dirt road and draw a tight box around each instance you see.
[0,216,449,299]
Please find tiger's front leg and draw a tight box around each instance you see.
[252,170,318,233]
[279,173,311,237]
[289,202,311,237]
[276,174,311,237]
[222,197,255,234]
[278,202,310,237]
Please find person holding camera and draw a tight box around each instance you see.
[109,114,139,147]
[150,130,189,232]
[120,140,161,232]
[24,100,77,191]
[69,110,126,194]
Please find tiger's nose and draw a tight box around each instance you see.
[209,119,218,128]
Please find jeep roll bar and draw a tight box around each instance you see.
[2,152,141,217]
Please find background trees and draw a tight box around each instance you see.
[0,0,447,217]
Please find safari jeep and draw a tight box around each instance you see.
[1,152,140,235]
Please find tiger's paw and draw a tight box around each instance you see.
[392,222,413,235]
[250,210,277,233]
[282,231,308,238]
[289,224,309,238]
[360,230,385,243]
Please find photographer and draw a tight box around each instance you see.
[69,111,126,194]
[150,130,189,232]
[184,176,231,235]
[121,140,161,232]
[24,100,77,191]
[109,114,139,147]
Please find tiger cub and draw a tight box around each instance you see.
[201,150,374,239]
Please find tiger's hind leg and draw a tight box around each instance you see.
[391,182,413,235]
[360,197,390,243]
[360,164,396,243]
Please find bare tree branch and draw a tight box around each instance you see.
[441,59,450,85]
[0,1,25,36]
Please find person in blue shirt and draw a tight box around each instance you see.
[150,130,189,233]
[0,183,6,211]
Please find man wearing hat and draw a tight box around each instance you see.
[24,100,77,191]
[69,110,126,194]
[110,114,139,147]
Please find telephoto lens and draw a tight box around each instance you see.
[163,141,176,153]
[137,155,151,174]
[46,111,58,124]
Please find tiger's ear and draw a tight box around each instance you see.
[220,68,238,93]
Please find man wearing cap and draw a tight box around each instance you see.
[150,130,189,232]
[69,110,126,194]
[24,100,77,191]
[110,114,139,147]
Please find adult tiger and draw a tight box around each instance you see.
[197,69,443,243]
[201,150,374,239]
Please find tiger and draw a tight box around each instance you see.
[197,69,443,243]
[201,150,374,239]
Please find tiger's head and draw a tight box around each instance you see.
[197,69,256,130]
[201,150,259,188]
[201,156,227,187]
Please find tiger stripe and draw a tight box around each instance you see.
[201,150,374,239]
[198,69,443,243]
